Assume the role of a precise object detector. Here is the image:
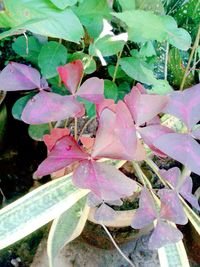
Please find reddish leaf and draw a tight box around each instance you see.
[34,136,88,178]
[0,62,41,91]
[73,160,137,201]
[148,221,183,250]
[43,128,70,151]
[138,125,173,157]
[57,60,83,94]
[21,91,85,124]
[124,85,169,126]
[131,188,157,229]
[77,77,104,104]
[79,136,95,151]
[154,133,200,176]
[94,203,117,222]
[92,101,137,160]
[164,84,200,130]
[158,189,188,225]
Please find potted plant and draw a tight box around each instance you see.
[0,0,199,267]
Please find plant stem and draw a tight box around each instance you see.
[112,49,123,83]
[101,224,135,267]
[132,162,152,188]
[164,42,169,80]
[74,117,78,140]
[180,25,200,91]
[48,122,53,131]
[79,116,96,138]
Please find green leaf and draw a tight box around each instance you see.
[89,33,126,57]
[150,80,173,95]
[120,57,157,85]
[12,36,42,65]
[135,0,164,14]
[118,0,135,11]
[158,240,190,267]
[104,80,118,101]
[38,41,67,79]
[68,52,96,74]
[0,173,89,250]
[117,82,131,100]
[175,0,200,26]
[12,93,36,121]
[47,197,90,267]
[77,97,96,118]
[168,48,194,89]
[113,10,191,50]
[28,123,50,141]
[0,0,84,43]
[139,41,156,58]
[50,0,77,10]
[108,65,127,79]
[73,0,111,38]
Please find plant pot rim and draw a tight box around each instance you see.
[88,208,136,227]
[0,91,6,105]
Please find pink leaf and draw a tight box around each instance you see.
[87,193,102,207]
[131,188,157,229]
[96,98,115,117]
[124,86,169,126]
[43,128,70,151]
[73,160,138,201]
[138,125,173,157]
[158,189,188,225]
[179,176,200,211]
[0,62,41,91]
[133,139,146,161]
[21,91,85,124]
[94,203,117,222]
[57,60,83,94]
[77,77,104,104]
[154,133,200,176]
[148,221,183,250]
[34,136,88,178]
[164,83,200,130]
[92,101,137,160]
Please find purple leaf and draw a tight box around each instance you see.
[160,168,200,211]
[138,125,173,157]
[158,189,188,225]
[124,85,169,126]
[93,203,117,222]
[21,91,85,124]
[0,62,41,91]
[73,160,138,201]
[87,193,102,207]
[34,136,88,178]
[164,84,200,130]
[57,60,83,95]
[179,176,200,211]
[77,77,104,104]
[154,133,200,176]
[148,221,183,250]
[159,167,181,188]
[92,101,137,160]
[131,188,157,229]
